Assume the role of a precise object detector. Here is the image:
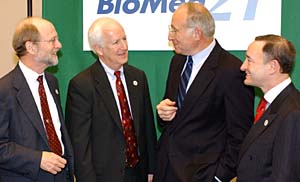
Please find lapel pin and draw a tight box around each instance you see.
[264,120,269,126]
[133,80,138,86]
[55,89,59,95]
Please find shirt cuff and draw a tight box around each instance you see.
[214,176,222,182]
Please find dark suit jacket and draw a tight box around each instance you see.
[65,60,157,182]
[0,64,74,182]
[155,41,254,182]
[237,83,300,182]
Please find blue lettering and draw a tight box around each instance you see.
[97,0,114,14]
[169,0,184,12]
[169,0,205,13]
[115,0,121,13]
[96,0,257,21]
[141,0,167,13]
[123,0,140,14]
[209,0,231,21]
[244,0,258,20]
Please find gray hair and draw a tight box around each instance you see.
[180,2,215,38]
[88,17,121,53]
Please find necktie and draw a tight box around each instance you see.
[114,71,139,167]
[254,97,268,123]
[37,75,62,156]
[177,56,193,109]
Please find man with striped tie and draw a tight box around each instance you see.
[155,2,254,182]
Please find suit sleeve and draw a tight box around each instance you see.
[156,56,179,128]
[65,78,97,182]
[142,72,157,174]
[272,111,300,182]
[0,87,42,179]
[215,67,254,181]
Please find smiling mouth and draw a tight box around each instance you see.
[118,53,127,57]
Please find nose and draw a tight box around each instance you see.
[56,39,62,49]
[168,32,175,41]
[240,60,247,71]
[120,39,128,50]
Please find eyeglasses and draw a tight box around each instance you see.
[35,37,59,44]
[168,25,179,34]
[168,25,194,35]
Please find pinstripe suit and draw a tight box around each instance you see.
[237,83,300,182]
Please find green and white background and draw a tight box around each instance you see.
[1,0,300,137]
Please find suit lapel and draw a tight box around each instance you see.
[92,61,123,131]
[46,73,74,163]
[124,65,141,139]
[175,43,220,121]
[238,111,277,160]
[171,55,186,101]
[239,83,295,160]
[45,73,64,124]
[12,65,49,145]
[45,73,70,149]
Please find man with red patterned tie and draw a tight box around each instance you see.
[237,34,300,182]
[65,17,157,182]
[0,17,74,182]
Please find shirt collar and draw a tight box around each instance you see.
[19,60,44,83]
[191,39,216,65]
[98,59,124,78]
[264,77,291,104]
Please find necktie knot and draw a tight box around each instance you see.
[114,71,121,78]
[187,55,193,66]
[37,75,43,84]
[254,97,268,123]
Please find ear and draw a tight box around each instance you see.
[268,59,281,74]
[25,41,37,54]
[193,26,202,40]
[93,44,104,56]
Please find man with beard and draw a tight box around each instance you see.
[0,17,74,182]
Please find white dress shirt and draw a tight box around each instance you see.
[183,39,216,92]
[19,61,64,154]
[99,59,133,120]
[264,77,291,108]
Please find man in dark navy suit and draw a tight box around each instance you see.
[237,34,300,182]
[0,17,74,182]
[65,17,156,182]
[155,2,254,182]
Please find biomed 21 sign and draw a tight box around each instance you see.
[83,0,281,51]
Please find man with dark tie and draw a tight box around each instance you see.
[65,17,157,182]
[0,17,74,181]
[155,2,254,182]
[237,34,300,182]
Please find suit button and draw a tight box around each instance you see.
[249,155,253,160]
[120,168,125,175]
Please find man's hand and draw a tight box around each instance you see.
[156,99,177,121]
[148,174,154,182]
[40,151,67,174]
